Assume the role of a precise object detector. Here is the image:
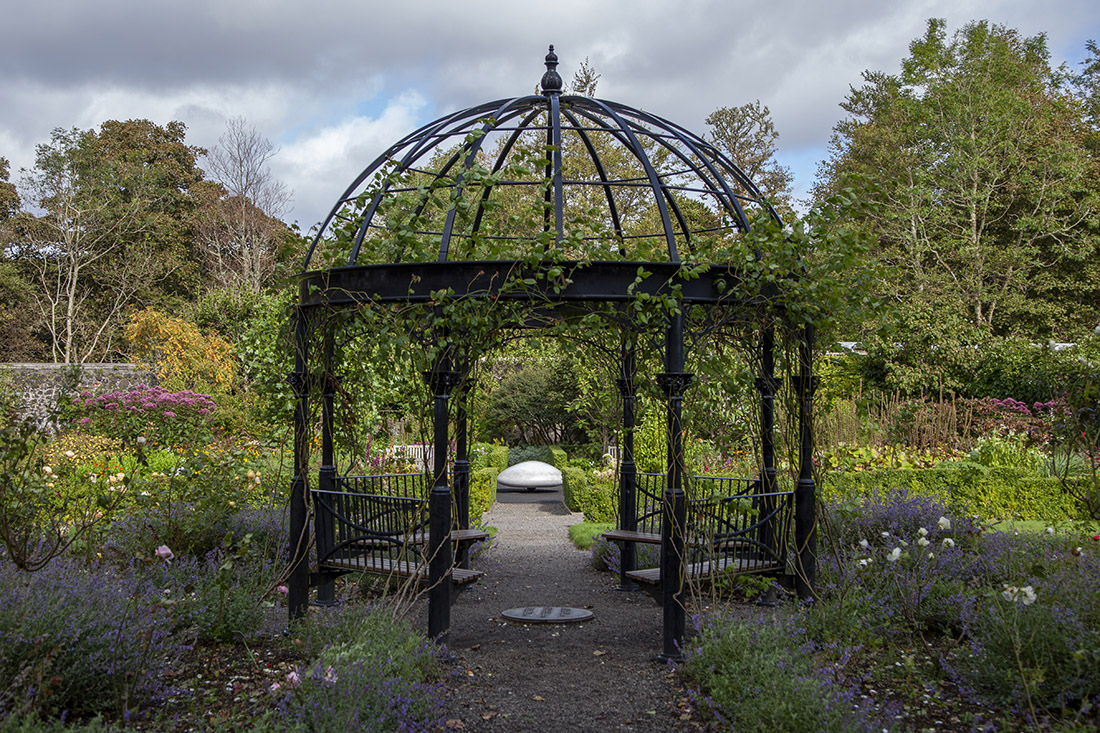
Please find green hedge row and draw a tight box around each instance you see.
[471,444,508,472]
[548,446,568,469]
[822,463,1078,520]
[469,467,499,519]
[562,466,616,522]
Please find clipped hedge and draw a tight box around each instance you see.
[548,446,568,469]
[469,467,499,519]
[507,445,553,466]
[470,443,508,472]
[562,466,616,522]
[822,464,1077,520]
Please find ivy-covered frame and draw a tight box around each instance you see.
[287,48,818,661]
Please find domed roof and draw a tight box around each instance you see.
[302,47,779,273]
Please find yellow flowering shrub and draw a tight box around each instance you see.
[124,309,236,396]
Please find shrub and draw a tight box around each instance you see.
[968,431,1046,472]
[683,614,886,732]
[562,466,616,522]
[0,556,176,721]
[548,446,567,469]
[123,309,236,397]
[953,542,1100,717]
[818,490,1100,721]
[468,467,498,519]
[0,423,123,571]
[274,607,446,732]
[507,445,552,466]
[469,443,507,472]
[822,466,1077,520]
[67,385,218,448]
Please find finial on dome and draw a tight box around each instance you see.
[541,44,562,95]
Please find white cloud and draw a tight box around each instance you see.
[273,90,428,231]
[2,0,1096,228]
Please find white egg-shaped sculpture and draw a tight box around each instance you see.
[496,460,563,492]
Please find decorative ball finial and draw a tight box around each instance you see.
[541,44,562,95]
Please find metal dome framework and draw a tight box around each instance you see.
[287,48,818,661]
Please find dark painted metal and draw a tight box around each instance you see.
[657,311,692,663]
[287,308,310,621]
[453,378,472,570]
[290,50,812,661]
[426,365,461,641]
[756,327,781,562]
[795,325,818,600]
[297,261,750,310]
[316,330,338,606]
[615,342,638,591]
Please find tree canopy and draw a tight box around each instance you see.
[817,19,1100,344]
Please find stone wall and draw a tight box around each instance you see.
[1,363,155,430]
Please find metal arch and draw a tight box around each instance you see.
[610,101,780,226]
[400,104,540,258]
[439,95,549,262]
[303,61,785,273]
[571,97,681,262]
[469,106,547,242]
[303,103,479,268]
[599,102,760,233]
[564,102,699,254]
[558,105,626,251]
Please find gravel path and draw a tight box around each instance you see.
[436,489,705,732]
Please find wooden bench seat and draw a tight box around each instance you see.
[353,527,490,550]
[600,529,662,544]
[625,555,781,585]
[321,555,485,585]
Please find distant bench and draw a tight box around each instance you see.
[313,473,488,590]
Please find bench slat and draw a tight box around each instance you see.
[322,556,484,585]
[601,529,662,544]
[625,556,781,585]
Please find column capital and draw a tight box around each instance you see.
[615,378,636,397]
[422,370,462,395]
[656,372,694,395]
[794,374,820,395]
[754,376,782,395]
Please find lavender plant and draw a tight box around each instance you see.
[271,607,447,731]
[0,554,176,721]
[683,612,893,732]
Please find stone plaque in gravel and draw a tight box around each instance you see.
[501,606,593,624]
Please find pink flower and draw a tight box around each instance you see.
[162,411,177,418]
[277,585,289,595]
[268,682,281,694]
[79,417,91,425]
[323,666,338,685]
[285,670,301,688]
[154,545,174,561]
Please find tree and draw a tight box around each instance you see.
[705,102,794,213]
[0,158,38,360]
[817,19,1100,343]
[17,121,204,363]
[195,118,293,293]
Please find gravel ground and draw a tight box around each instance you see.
[433,488,708,732]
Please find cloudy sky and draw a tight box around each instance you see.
[3,0,1097,232]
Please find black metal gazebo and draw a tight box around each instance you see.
[286,47,818,661]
